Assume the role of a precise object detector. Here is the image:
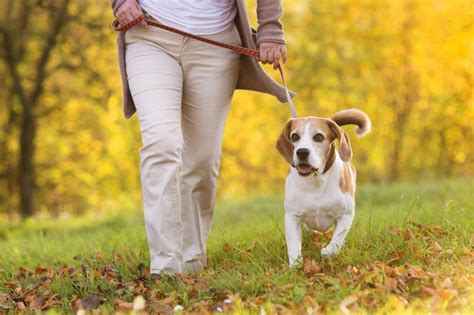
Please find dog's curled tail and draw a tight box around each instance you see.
[331,109,371,137]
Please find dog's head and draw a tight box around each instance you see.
[276,117,352,176]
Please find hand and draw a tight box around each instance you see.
[258,42,288,70]
[115,0,147,28]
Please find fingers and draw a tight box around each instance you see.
[259,46,270,64]
[125,11,136,23]
[116,10,129,26]
[259,43,288,69]
[274,46,288,70]
[272,48,281,70]
[129,1,143,19]
[116,0,144,28]
[281,46,288,63]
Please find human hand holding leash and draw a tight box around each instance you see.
[114,0,147,28]
[114,1,287,69]
[112,16,296,117]
[258,42,288,70]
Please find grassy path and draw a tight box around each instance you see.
[1,178,473,313]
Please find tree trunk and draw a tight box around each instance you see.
[18,103,36,217]
[387,0,418,181]
[389,109,408,181]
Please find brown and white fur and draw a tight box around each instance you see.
[276,109,371,266]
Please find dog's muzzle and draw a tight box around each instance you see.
[295,163,319,176]
[295,148,318,176]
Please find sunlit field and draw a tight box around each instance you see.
[1,177,473,313]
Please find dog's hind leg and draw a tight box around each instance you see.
[321,212,354,257]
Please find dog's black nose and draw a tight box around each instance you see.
[296,148,310,159]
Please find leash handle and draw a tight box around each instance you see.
[112,16,298,118]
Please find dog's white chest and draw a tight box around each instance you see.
[284,167,354,232]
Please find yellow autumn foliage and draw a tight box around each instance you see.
[0,0,472,215]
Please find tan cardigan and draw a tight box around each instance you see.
[111,0,296,119]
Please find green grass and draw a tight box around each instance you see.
[1,177,473,313]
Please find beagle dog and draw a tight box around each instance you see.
[276,109,371,266]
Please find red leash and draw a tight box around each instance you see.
[112,15,298,117]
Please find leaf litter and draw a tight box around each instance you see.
[0,223,472,313]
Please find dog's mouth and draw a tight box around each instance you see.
[296,163,318,176]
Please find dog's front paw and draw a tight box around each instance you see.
[320,243,341,257]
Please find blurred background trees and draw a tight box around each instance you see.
[0,0,472,218]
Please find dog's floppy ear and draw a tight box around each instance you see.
[327,119,352,162]
[276,118,295,165]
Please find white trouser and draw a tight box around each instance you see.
[124,21,241,273]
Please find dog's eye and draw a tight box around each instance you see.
[313,133,324,142]
[290,133,300,142]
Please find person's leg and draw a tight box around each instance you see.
[125,26,185,274]
[180,23,242,272]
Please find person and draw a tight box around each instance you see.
[111,0,295,275]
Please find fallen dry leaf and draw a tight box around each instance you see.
[15,267,33,279]
[303,259,322,275]
[70,297,82,313]
[222,243,232,253]
[419,285,437,297]
[346,265,359,275]
[461,247,471,255]
[432,241,442,253]
[176,273,194,285]
[324,230,334,240]
[114,298,133,310]
[438,289,458,300]
[389,226,401,235]
[403,229,415,241]
[160,296,174,306]
[240,252,251,261]
[80,295,103,310]
[31,296,48,310]
[40,299,62,310]
[383,265,394,277]
[35,266,48,274]
[393,266,404,276]
[2,281,18,290]
[193,279,209,292]
[384,277,398,293]
[303,295,320,311]
[438,277,452,290]
[0,303,10,311]
[443,249,454,255]
[455,275,471,287]
[254,296,266,305]
[339,295,358,314]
